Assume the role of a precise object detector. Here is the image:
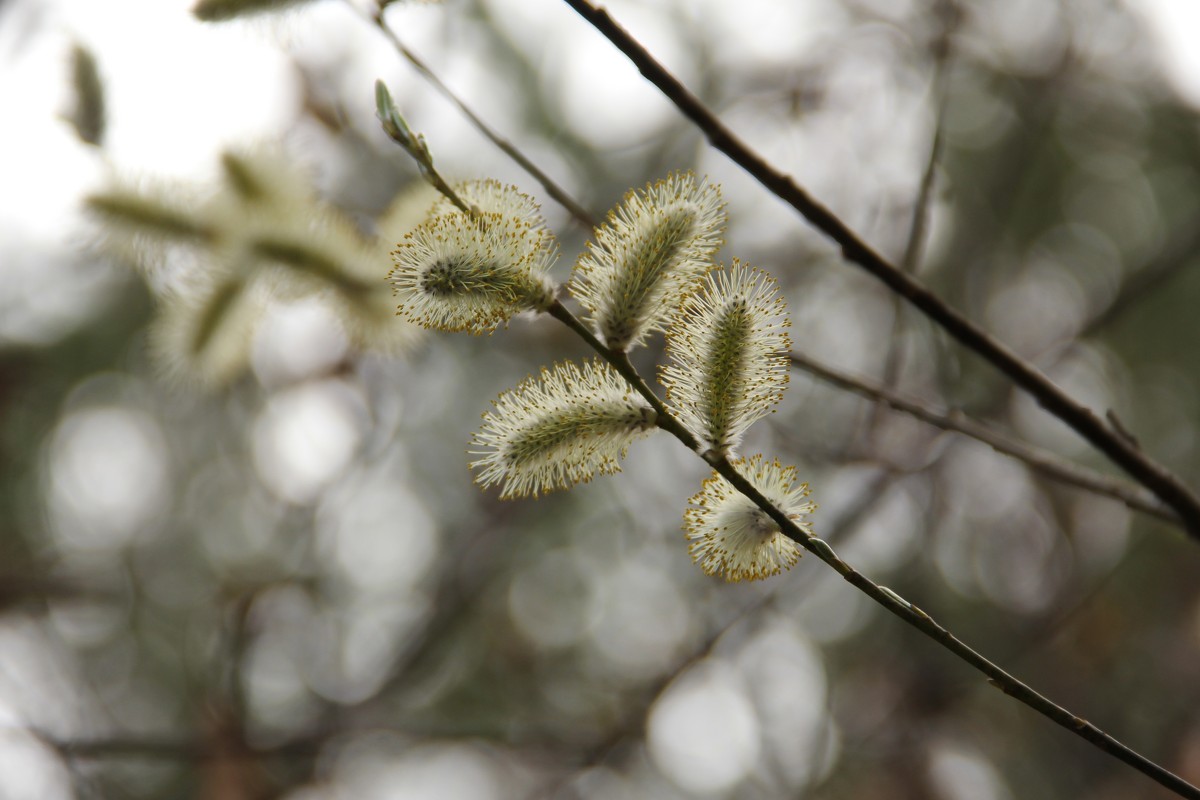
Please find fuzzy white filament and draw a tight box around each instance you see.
[390,183,557,334]
[685,455,814,582]
[661,262,791,453]
[570,172,725,351]
[426,179,546,226]
[471,359,658,498]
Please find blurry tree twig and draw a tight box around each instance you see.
[790,351,1179,526]
[866,2,956,441]
[358,0,598,228]
[558,0,1200,539]
[37,732,323,761]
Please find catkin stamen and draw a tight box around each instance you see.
[684,455,814,582]
[570,172,726,351]
[662,262,790,453]
[471,359,657,498]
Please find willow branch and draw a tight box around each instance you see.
[559,0,1200,539]
[867,32,952,437]
[790,351,1179,526]
[897,4,955,279]
[362,0,597,229]
[539,304,1198,800]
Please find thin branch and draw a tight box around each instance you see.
[867,13,954,439]
[790,351,1180,526]
[897,116,944,277]
[898,4,955,279]
[700,451,1198,799]
[558,0,1200,538]
[361,0,598,229]
[538,306,1197,798]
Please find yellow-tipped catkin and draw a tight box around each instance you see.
[661,261,791,453]
[570,172,725,351]
[390,182,558,334]
[684,454,814,582]
[470,359,658,499]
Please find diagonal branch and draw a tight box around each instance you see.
[789,351,1179,525]
[558,0,1200,539]
[867,7,955,439]
[541,302,1199,799]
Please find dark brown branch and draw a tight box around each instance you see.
[559,0,1200,539]
[790,351,1179,526]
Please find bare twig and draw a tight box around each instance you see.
[558,0,1200,539]
[897,9,955,279]
[1107,409,1142,450]
[790,351,1179,526]
[866,10,954,439]
[361,0,598,229]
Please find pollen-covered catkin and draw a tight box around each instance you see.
[685,454,815,582]
[570,172,725,351]
[661,261,791,454]
[470,359,658,498]
[390,182,557,334]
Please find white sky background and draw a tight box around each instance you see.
[1,0,1200,797]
